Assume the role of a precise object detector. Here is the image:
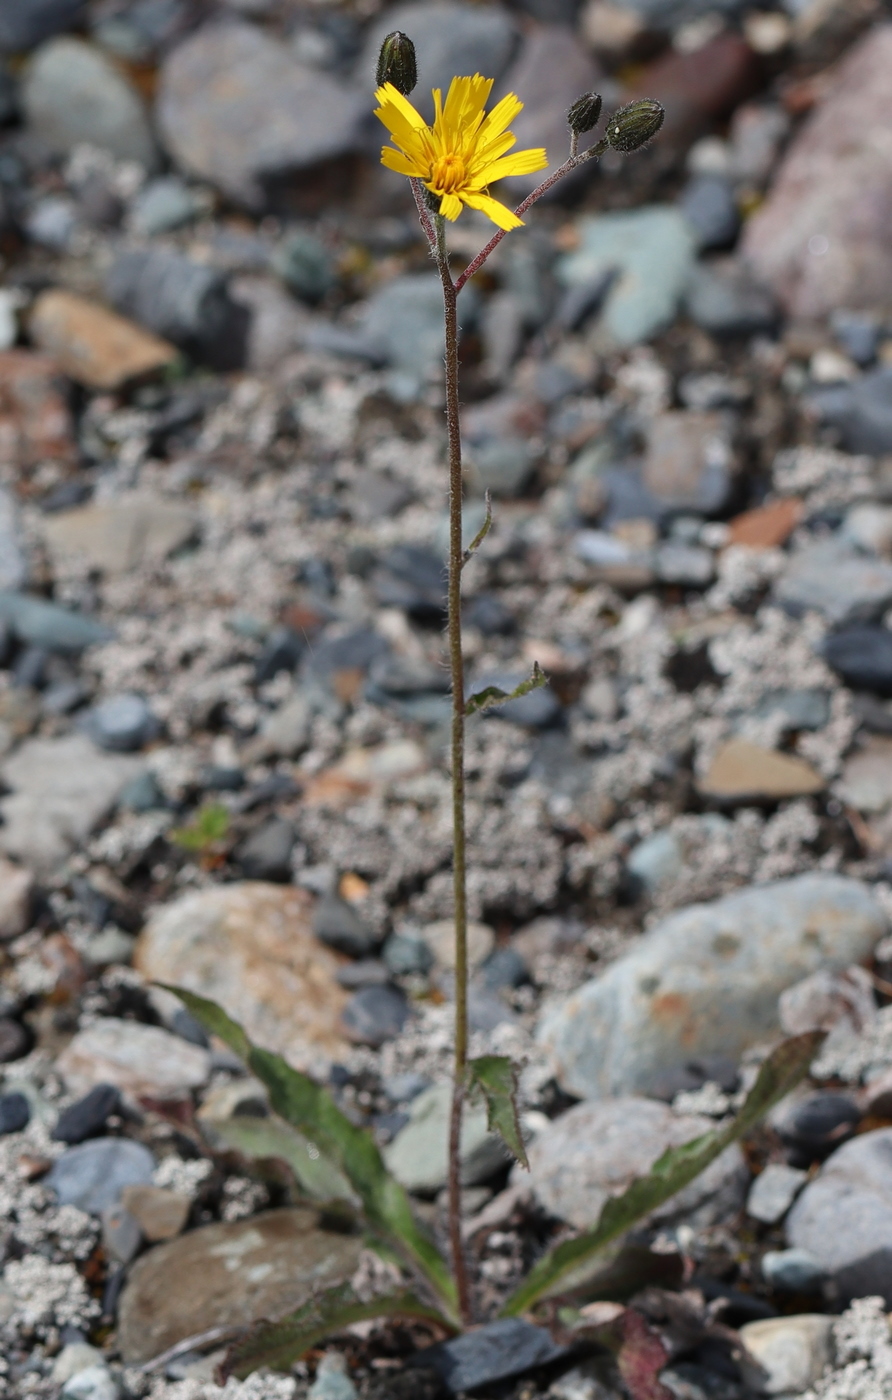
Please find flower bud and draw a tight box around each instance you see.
[605,99,665,153]
[376,31,418,96]
[567,92,603,136]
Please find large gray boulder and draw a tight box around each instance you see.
[538,874,886,1100]
[23,38,158,170]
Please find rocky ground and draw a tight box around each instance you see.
[4,0,892,1397]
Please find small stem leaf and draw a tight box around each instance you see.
[461,490,493,567]
[468,1055,529,1170]
[465,661,547,717]
[221,1282,457,1380]
[501,1032,824,1316]
[159,988,458,1321]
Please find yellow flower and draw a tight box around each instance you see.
[375,74,548,231]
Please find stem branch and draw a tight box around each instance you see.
[435,215,473,1328]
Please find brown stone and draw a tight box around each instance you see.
[743,26,892,319]
[120,1185,191,1242]
[41,493,197,575]
[0,351,75,469]
[116,1208,363,1364]
[728,498,803,549]
[699,739,825,801]
[134,882,349,1067]
[29,290,177,391]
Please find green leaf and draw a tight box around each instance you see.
[159,986,458,1323]
[168,803,230,853]
[501,1031,823,1316]
[200,1114,357,1209]
[222,1282,457,1380]
[468,1055,528,1170]
[465,662,547,717]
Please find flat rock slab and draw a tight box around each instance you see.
[538,874,886,1100]
[42,494,197,574]
[744,25,892,320]
[699,739,824,801]
[786,1128,892,1305]
[29,290,177,391]
[384,1080,505,1195]
[117,1208,363,1364]
[413,1319,567,1395]
[774,539,892,627]
[135,882,349,1067]
[47,1138,155,1216]
[525,1096,746,1231]
[0,735,142,874]
[157,20,364,208]
[56,1018,211,1103]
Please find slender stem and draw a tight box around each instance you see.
[454,137,608,294]
[434,214,473,1328]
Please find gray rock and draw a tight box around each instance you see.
[557,208,696,346]
[655,542,715,587]
[86,694,158,753]
[308,1354,357,1400]
[538,874,886,1100]
[824,624,892,695]
[235,818,295,882]
[41,493,198,576]
[129,178,202,237]
[61,1366,120,1400]
[384,1080,506,1194]
[118,771,165,813]
[53,1084,121,1144]
[808,368,892,455]
[611,0,742,21]
[101,1202,142,1264]
[157,20,365,208]
[525,1096,746,1231]
[23,38,158,169]
[746,1163,808,1225]
[383,933,435,977]
[684,259,778,337]
[761,1248,826,1294]
[414,1319,567,1395]
[246,693,311,761]
[272,229,334,304]
[360,4,518,119]
[314,893,377,959]
[341,985,409,1047]
[0,0,85,54]
[47,1138,155,1215]
[117,1208,363,1364]
[0,1092,30,1135]
[25,196,77,251]
[52,1344,105,1386]
[105,249,248,372]
[786,1128,892,1304]
[0,735,142,874]
[743,27,892,321]
[754,688,831,732]
[738,1315,833,1397]
[0,63,18,125]
[360,275,448,391]
[680,174,740,251]
[775,539,892,626]
[56,1018,211,1103]
[0,592,112,653]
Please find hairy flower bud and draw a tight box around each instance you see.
[376,31,418,96]
[605,99,665,153]
[567,92,603,136]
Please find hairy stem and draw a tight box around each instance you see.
[434,215,473,1327]
[454,137,608,293]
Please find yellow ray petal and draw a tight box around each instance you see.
[374,83,427,130]
[478,92,523,144]
[443,74,493,131]
[439,192,463,222]
[467,131,516,173]
[461,190,524,230]
[375,107,430,164]
[381,146,423,178]
[474,147,548,185]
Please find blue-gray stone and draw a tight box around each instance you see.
[272,229,334,304]
[824,625,892,696]
[105,248,247,371]
[314,892,377,958]
[87,693,157,752]
[341,986,409,1048]
[412,1318,567,1395]
[538,874,887,1100]
[383,933,435,978]
[627,829,682,893]
[808,368,892,454]
[775,539,892,626]
[130,178,201,237]
[234,817,295,883]
[308,1354,357,1400]
[47,1137,155,1215]
[53,1084,121,1144]
[0,1091,30,1135]
[786,1128,892,1305]
[761,1248,826,1293]
[23,37,158,169]
[684,260,778,337]
[558,208,696,346]
[680,174,740,251]
[0,593,112,653]
[117,771,165,812]
[0,0,85,54]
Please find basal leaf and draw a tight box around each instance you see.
[502,1032,823,1316]
[160,987,457,1322]
[465,662,546,717]
[200,1113,357,1208]
[222,1282,457,1380]
[468,1055,528,1170]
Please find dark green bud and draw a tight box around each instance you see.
[567,92,603,136]
[376,31,418,96]
[605,99,665,153]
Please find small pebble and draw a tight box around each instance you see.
[53,1084,121,1144]
[0,1090,30,1135]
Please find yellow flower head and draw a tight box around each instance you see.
[374,74,548,231]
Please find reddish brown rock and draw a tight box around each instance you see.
[624,33,758,148]
[728,498,803,549]
[135,882,349,1067]
[29,290,177,391]
[744,26,892,319]
[0,351,75,470]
